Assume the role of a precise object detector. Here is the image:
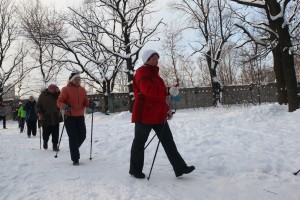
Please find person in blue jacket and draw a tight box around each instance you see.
[24,96,38,138]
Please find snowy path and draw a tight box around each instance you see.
[1,104,300,200]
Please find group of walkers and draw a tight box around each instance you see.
[2,49,195,178]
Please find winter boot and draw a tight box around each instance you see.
[129,172,146,179]
[73,160,79,166]
[175,166,195,177]
[43,141,48,150]
[53,144,59,151]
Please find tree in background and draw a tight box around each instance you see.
[46,0,162,112]
[173,0,237,106]
[81,0,163,111]
[0,0,32,101]
[229,0,300,111]
[217,43,239,86]
[19,0,66,89]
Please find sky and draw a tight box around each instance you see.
[1,103,300,199]
[40,0,83,9]
[39,0,174,51]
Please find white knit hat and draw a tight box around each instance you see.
[142,49,159,64]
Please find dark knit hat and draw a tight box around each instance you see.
[69,72,80,81]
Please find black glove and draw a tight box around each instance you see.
[167,110,175,120]
[89,100,96,109]
[89,100,100,109]
[63,104,71,112]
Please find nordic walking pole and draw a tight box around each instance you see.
[38,125,42,149]
[89,108,94,160]
[54,124,65,158]
[294,169,300,176]
[145,88,178,151]
[144,133,157,150]
[147,119,168,181]
[55,106,71,158]
[147,139,161,180]
[147,88,178,180]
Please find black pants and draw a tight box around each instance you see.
[130,122,187,175]
[0,116,6,128]
[27,120,37,136]
[19,118,25,132]
[64,116,86,162]
[42,124,59,145]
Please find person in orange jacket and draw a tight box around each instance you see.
[57,72,90,166]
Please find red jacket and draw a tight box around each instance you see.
[132,65,169,124]
[57,82,89,116]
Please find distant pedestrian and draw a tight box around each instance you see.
[129,49,195,179]
[57,72,90,166]
[0,102,7,129]
[24,96,38,137]
[17,102,26,133]
[36,84,63,151]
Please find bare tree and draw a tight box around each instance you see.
[81,0,163,111]
[229,0,300,112]
[19,0,66,88]
[195,58,211,86]
[218,43,239,85]
[0,0,32,101]
[160,24,185,86]
[173,0,237,106]
[43,0,162,112]
[43,3,125,114]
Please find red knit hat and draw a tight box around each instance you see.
[48,84,58,93]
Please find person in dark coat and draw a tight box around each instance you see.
[24,96,38,137]
[57,72,90,166]
[0,102,7,129]
[129,49,195,179]
[36,84,63,151]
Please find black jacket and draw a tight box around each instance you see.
[24,100,37,121]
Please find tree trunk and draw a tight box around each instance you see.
[102,81,109,114]
[279,29,299,111]
[0,87,3,102]
[126,58,134,112]
[272,46,288,104]
[206,51,220,106]
[267,1,299,111]
[212,80,221,106]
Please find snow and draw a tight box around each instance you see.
[1,103,300,200]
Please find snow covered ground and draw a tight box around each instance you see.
[1,103,300,200]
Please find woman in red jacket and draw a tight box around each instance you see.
[130,49,195,179]
[57,72,90,166]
